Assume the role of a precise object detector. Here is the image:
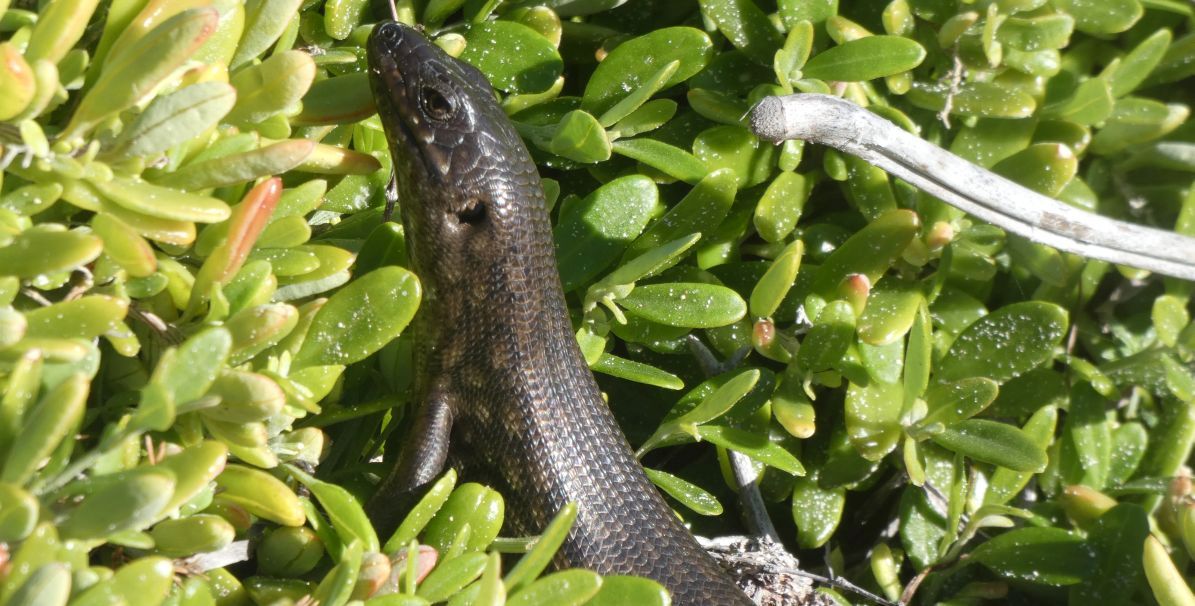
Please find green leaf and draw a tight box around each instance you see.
[1090,98,1189,155]
[507,569,601,606]
[1066,383,1112,490]
[24,0,100,65]
[150,514,235,557]
[4,562,70,606]
[311,539,362,606]
[106,82,236,160]
[582,27,714,116]
[2,182,62,217]
[586,576,669,606]
[1046,77,1115,125]
[591,353,684,390]
[271,249,354,300]
[0,229,103,279]
[160,139,316,190]
[916,377,999,431]
[936,301,1068,383]
[1108,28,1171,96]
[460,21,562,94]
[697,425,805,475]
[625,168,737,260]
[417,552,489,602]
[504,502,576,591]
[287,465,379,553]
[323,0,368,40]
[295,72,375,125]
[699,0,783,65]
[643,468,723,515]
[227,50,315,126]
[294,266,421,367]
[774,21,814,88]
[1107,421,1148,487]
[605,233,702,288]
[811,209,920,300]
[803,36,926,81]
[750,240,803,319]
[598,60,679,127]
[791,477,845,549]
[0,484,38,543]
[991,143,1077,197]
[93,177,231,223]
[0,525,60,605]
[224,302,297,363]
[424,0,466,26]
[0,374,88,486]
[216,464,306,526]
[611,138,709,184]
[639,368,759,453]
[1053,0,1141,34]
[1144,534,1195,606]
[777,0,836,25]
[191,0,244,67]
[554,176,657,291]
[907,81,1037,119]
[155,440,228,514]
[753,171,809,243]
[257,215,312,248]
[797,300,856,373]
[1070,504,1149,605]
[86,557,174,606]
[548,110,611,163]
[1154,294,1190,348]
[424,483,504,554]
[23,295,128,341]
[845,378,903,461]
[384,470,457,553]
[66,8,218,137]
[91,213,156,277]
[693,125,775,188]
[0,44,34,121]
[997,14,1074,51]
[620,283,746,328]
[931,419,1047,472]
[985,406,1058,505]
[609,98,677,138]
[971,527,1093,586]
[59,468,175,540]
[232,0,303,67]
[858,282,922,346]
[468,552,504,606]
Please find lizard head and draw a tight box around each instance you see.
[367,21,546,297]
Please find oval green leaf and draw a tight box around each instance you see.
[936,301,1068,383]
[620,283,746,328]
[803,36,926,82]
[460,21,562,94]
[294,266,421,367]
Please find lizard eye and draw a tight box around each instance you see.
[421,87,455,120]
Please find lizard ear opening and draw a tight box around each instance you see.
[454,198,486,225]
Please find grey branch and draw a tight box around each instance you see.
[750,94,1195,282]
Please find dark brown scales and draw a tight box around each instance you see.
[365,20,752,605]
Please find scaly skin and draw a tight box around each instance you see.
[364,21,752,605]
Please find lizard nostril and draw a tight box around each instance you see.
[379,23,400,41]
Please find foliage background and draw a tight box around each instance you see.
[2,0,1195,604]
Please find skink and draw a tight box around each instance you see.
[363,20,753,605]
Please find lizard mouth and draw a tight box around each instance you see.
[367,21,450,186]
